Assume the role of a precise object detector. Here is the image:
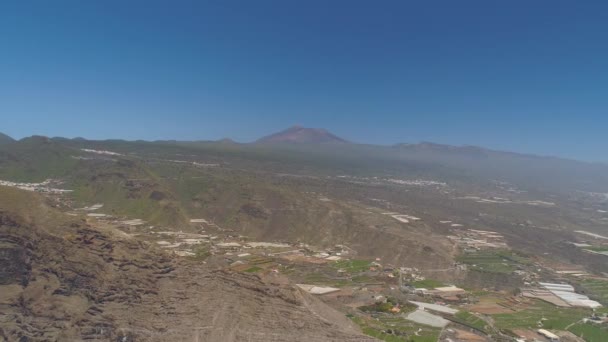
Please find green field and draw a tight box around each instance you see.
[488,299,608,341]
[350,315,440,342]
[410,279,445,289]
[580,279,608,305]
[454,311,492,333]
[457,250,530,274]
[568,322,608,342]
[492,300,588,330]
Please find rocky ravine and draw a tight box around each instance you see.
[0,193,375,341]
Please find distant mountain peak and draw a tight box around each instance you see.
[217,138,237,144]
[256,126,349,144]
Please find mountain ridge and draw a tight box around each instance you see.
[0,132,15,144]
[6,131,605,166]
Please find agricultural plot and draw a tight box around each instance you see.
[350,315,440,342]
[457,250,530,274]
[281,259,373,288]
[453,311,492,334]
[567,322,608,342]
[491,300,593,337]
[302,272,350,287]
[581,245,608,256]
[469,295,518,314]
[232,256,276,273]
[580,279,608,305]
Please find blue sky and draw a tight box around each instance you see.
[1,1,607,161]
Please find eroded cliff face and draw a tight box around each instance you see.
[0,204,373,342]
[0,215,33,287]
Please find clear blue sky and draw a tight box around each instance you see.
[1,1,606,161]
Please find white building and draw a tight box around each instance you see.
[537,329,559,341]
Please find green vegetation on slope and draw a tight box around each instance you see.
[68,159,188,226]
[0,186,68,226]
[0,137,81,182]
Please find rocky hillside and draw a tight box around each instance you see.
[0,132,14,145]
[0,187,374,341]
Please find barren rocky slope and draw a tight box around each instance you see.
[0,187,374,341]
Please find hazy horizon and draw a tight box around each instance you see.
[4,126,608,166]
[1,1,607,162]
